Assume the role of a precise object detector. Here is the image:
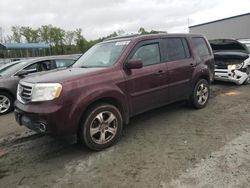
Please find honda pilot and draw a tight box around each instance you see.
[15,34,214,150]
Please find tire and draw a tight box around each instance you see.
[78,103,123,151]
[189,79,210,109]
[0,92,14,115]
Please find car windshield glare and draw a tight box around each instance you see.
[73,41,130,68]
[0,61,27,76]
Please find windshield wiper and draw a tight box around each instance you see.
[80,66,89,68]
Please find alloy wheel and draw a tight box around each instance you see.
[89,111,118,145]
[0,95,11,114]
[196,83,209,105]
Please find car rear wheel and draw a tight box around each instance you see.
[189,79,210,109]
[0,92,14,115]
[78,103,123,151]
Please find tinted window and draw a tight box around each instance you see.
[163,38,187,61]
[182,39,191,58]
[25,63,37,71]
[132,43,160,66]
[24,61,52,72]
[192,37,210,57]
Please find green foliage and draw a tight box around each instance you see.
[11,26,22,43]
[138,27,166,35]
[5,25,166,57]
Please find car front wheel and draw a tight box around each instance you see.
[189,79,210,109]
[78,103,123,151]
[0,92,14,115]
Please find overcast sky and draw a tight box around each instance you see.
[0,0,250,40]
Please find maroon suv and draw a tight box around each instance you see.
[15,34,214,150]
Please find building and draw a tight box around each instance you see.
[0,42,50,59]
[189,13,250,40]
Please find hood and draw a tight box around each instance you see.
[214,51,249,66]
[22,67,106,84]
[209,39,249,53]
[214,51,249,61]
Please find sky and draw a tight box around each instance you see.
[0,0,250,40]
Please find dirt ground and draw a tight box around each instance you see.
[0,82,250,188]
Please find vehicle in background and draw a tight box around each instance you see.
[0,55,79,115]
[15,34,214,150]
[209,39,250,85]
[238,39,250,52]
[0,61,22,74]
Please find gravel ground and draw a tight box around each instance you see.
[0,82,250,188]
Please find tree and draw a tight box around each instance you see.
[138,27,167,35]
[138,27,148,35]
[75,28,88,52]
[20,26,39,43]
[65,31,75,46]
[38,25,52,44]
[11,26,22,43]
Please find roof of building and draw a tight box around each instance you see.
[189,12,250,28]
[0,43,50,50]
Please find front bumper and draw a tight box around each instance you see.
[214,68,248,85]
[14,100,77,135]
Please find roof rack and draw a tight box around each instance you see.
[105,34,140,41]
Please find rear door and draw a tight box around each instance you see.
[125,40,168,116]
[162,37,195,101]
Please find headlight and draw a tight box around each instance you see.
[32,83,62,102]
[228,62,244,70]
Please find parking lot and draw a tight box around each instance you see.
[0,82,250,188]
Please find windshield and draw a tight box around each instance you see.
[73,40,129,68]
[0,61,27,77]
[245,44,250,53]
[0,61,21,74]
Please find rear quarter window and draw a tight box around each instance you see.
[192,37,210,57]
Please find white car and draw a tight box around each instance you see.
[238,39,250,52]
[209,39,250,85]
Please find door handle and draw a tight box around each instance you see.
[155,70,164,75]
[190,63,196,67]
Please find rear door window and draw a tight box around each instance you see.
[162,38,190,61]
[192,37,210,57]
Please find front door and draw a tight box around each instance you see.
[125,40,168,116]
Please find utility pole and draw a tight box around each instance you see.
[0,27,3,43]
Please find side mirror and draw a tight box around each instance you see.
[15,69,29,77]
[126,59,143,69]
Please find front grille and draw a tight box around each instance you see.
[17,82,33,104]
[215,64,227,69]
[215,60,228,70]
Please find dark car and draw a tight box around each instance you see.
[15,34,214,150]
[0,55,79,115]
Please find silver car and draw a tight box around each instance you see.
[0,55,80,115]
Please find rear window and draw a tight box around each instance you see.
[192,37,210,57]
[162,38,191,61]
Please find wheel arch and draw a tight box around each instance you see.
[83,96,129,125]
[0,88,15,99]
